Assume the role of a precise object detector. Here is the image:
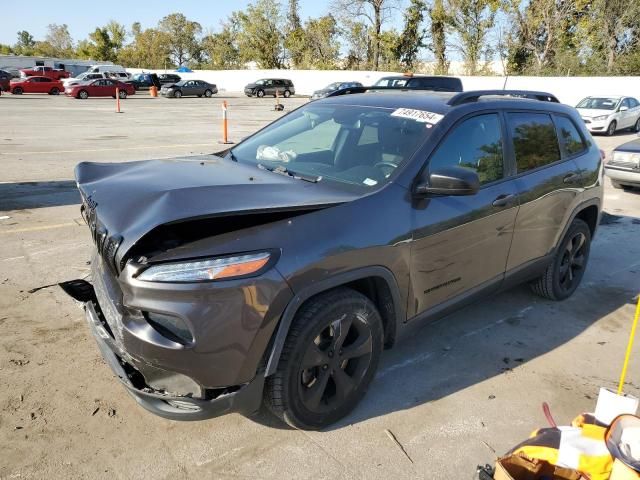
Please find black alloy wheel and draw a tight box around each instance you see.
[531,219,591,300]
[265,288,383,430]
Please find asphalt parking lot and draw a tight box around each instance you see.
[1,93,639,479]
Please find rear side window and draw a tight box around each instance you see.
[508,113,560,173]
[554,116,587,157]
[428,113,504,185]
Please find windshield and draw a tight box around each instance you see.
[576,97,620,110]
[324,82,341,91]
[230,104,433,189]
[255,79,265,85]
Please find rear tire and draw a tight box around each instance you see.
[531,219,591,301]
[265,288,383,430]
[118,90,127,99]
[50,87,60,95]
[634,118,640,133]
[606,121,617,136]
[78,90,89,99]
[283,90,291,98]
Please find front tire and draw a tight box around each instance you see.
[118,90,127,99]
[256,89,265,98]
[634,118,640,133]
[606,121,617,136]
[12,87,23,95]
[265,288,383,430]
[78,90,89,99]
[283,90,291,98]
[531,219,591,300]
[174,90,182,98]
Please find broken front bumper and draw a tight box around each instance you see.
[83,298,264,421]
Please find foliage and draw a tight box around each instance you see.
[234,0,285,69]
[428,0,449,74]
[158,13,202,67]
[117,26,171,69]
[395,0,426,70]
[201,20,242,69]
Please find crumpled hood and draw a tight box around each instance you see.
[576,108,615,119]
[75,155,358,263]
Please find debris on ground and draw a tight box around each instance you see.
[384,429,414,464]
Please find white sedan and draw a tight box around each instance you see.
[576,96,640,136]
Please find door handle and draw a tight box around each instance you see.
[563,173,580,184]
[492,194,516,207]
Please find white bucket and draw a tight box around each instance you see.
[595,387,639,425]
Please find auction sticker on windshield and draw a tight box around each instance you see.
[391,108,444,125]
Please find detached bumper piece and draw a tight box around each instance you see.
[76,282,264,421]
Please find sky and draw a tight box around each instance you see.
[0,0,335,45]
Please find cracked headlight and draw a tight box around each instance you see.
[137,252,271,282]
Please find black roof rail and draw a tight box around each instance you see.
[447,90,560,106]
[324,85,460,97]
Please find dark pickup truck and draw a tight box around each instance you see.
[126,73,162,91]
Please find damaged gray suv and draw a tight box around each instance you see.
[63,89,603,430]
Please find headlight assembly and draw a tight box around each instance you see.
[137,252,271,283]
[593,115,609,121]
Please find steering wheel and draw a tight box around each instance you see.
[374,161,399,177]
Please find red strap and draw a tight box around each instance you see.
[543,402,557,428]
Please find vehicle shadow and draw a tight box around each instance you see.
[0,180,80,211]
[249,216,638,431]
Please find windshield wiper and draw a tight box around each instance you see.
[257,163,322,183]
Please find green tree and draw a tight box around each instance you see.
[429,0,449,74]
[285,0,305,67]
[342,20,370,69]
[0,44,13,54]
[301,15,341,69]
[445,0,499,75]
[158,13,202,67]
[15,30,35,55]
[235,0,285,69]
[117,27,171,68]
[333,0,393,70]
[34,24,74,57]
[395,0,426,70]
[378,29,402,70]
[201,20,242,69]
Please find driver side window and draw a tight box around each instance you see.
[428,113,504,185]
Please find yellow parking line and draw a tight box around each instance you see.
[0,143,215,155]
[0,222,79,234]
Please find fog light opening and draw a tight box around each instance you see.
[145,312,194,345]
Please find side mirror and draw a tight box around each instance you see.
[620,105,629,112]
[414,166,480,197]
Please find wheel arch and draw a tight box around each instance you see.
[553,197,601,254]
[264,266,404,377]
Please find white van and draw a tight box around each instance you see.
[86,64,128,76]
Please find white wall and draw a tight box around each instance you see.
[127,67,640,106]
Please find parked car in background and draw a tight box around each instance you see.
[605,138,640,190]
[85,64,128,76]
[64,89,602,430]
[373,74,463,92]
[63,72,108,87]
[158,74,181,85]
[0,70,11,91]
[311,81,364,99]
[244,78,295,98]
[19,66,70,80]
[126,73,161,91]
[10,76,64,95]
[0,66,21,79]
[65,79,135,99]
[576,96,640,136]
[160,80,217,98]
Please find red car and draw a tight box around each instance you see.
[65,79,135,99]
[19,66,70,80]
[10,76,64,95]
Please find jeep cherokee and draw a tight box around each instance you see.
[62,89,603,430]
